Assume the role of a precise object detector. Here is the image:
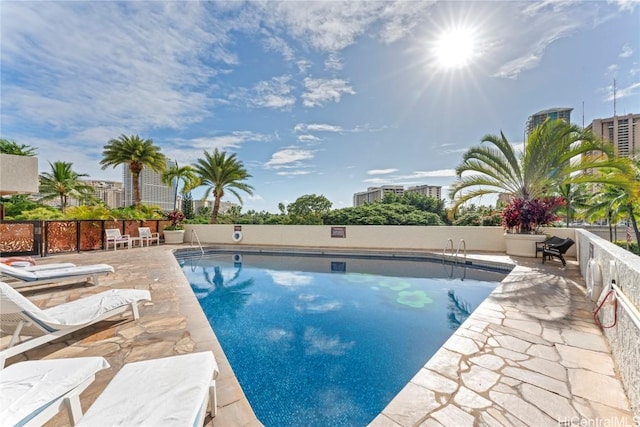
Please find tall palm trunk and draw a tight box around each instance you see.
[626,205,640,255]
[211,196,221,224]
[59,193,66,213]
[131,171,141,208]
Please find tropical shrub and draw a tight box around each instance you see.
[165,210,185,230]
[501,197,565,234]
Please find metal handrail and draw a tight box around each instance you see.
[190,229,205,255]
[455,239,467,262]
[443,238,454,258]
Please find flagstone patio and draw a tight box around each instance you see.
[1,245,635,426]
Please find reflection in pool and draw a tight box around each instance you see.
[177,252,508,427]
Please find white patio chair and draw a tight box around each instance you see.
[0,281,151,368]
[0,263,114,288]
[138,227,160,247]
[0,352,219,427]
[0,357,110,427]
[104,228,131,250]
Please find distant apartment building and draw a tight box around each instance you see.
[353,184,441,207]
[353,186,404,207]
[526,107,573,135]
[123,161,176,211]
[82,180,124,208]
[406,184,441,200]
[587,113,639,159]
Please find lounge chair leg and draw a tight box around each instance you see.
[131,302,140,320]
[209,380,217,417]
[64,394,83,426]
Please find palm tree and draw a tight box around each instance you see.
[556,183,591,226]
[161,162,200,211]
[585,161,640,253]
[192,149,254,224]
[449,120,633,211]
[100,135,166,208]
[0,138,37,156]
[38,161,94,213]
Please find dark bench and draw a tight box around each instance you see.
[541,237,575,266]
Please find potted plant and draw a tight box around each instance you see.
[163,210,185,244]
[501,197,565,256]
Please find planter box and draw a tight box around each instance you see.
[504,233,547,257]
[163,230,185,244]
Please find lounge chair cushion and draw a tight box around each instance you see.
[0,357,110,427]
[0,282,151,326]
[77,352,218,426]
[0,263,114,282]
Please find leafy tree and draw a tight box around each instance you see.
[324,203,444,225]
[382,192,447,222]
[449,120,633,212]
[0,138,37,156]
[181,191,195,219]
[162,162,200,211]
[192,149,254,224]
[12,207,64,220]
[65,205,114,220]
[100,135,166,208]
[286,194,332,225]
[1,195,40,218]
[585,161,640,253]
[555,183,591,226]
[38,161,94,213]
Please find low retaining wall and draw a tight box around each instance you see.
[576,229,640,418]
[185,224,579,256]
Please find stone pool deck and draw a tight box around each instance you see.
[1,245,636,427]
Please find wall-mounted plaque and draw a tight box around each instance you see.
[331,227,346,238]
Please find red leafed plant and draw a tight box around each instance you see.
[165,210,185,230]
[501,197,565,234]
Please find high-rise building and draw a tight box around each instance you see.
[353,184,441,207]
[353,186,404,207]
[123,160,176,211]
[587,113,639,159]
[406,184,441,200]
[526,107,573,135]
[82,180,124,208]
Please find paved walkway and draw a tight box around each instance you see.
[1,245,635,427]
[372,258,636,426]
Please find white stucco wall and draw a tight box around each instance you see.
[184,224,577,257]
[184,225,508,252]
[0,153,39,195]
[576,229,640,418]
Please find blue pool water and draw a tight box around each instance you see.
[177,252,508,427]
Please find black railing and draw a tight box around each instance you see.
[0,219,171,257]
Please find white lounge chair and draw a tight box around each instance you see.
[0,262,114,288]
[0,357,110,427]
[0,352,219,427]
[105,229,131,250]
[138,227,160,247]
[0,281,151,368]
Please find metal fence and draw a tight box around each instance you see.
[0,219,171,257]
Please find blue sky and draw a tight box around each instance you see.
[1,1,638,212]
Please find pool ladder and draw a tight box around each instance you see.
[190,229,205,255]
[443,238,467,263]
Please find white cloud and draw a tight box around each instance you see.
[277,170,312,176]
[251,76,296,109]
[265,148,315,168]
[606,82,640,101]
[408,169,457,178]
[297,134,322,143]
[619,44,633,58]
[294,123,344,133]
[262,34,295,61]
[302,77,355,107]
[367,169,398,175]
[324,53,343,71]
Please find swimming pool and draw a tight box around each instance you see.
[177,251,508,426]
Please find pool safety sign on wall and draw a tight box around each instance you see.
[331,227,346,238]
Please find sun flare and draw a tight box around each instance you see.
[432,27,477,70]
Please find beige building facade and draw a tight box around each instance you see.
[587,113,639,158]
